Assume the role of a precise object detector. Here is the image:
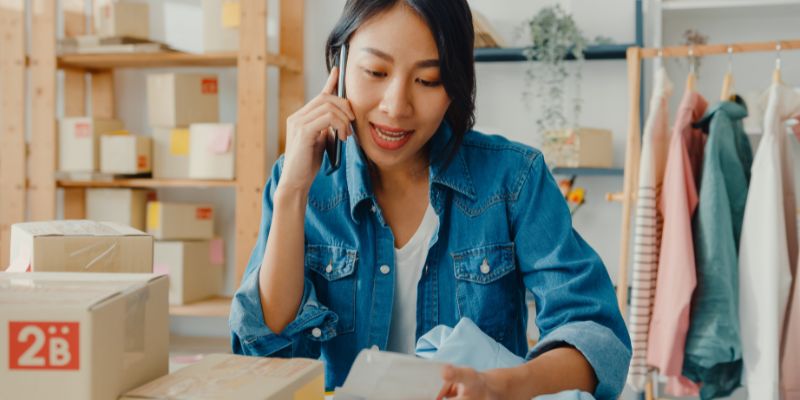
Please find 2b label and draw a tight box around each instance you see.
[8,322,80,370]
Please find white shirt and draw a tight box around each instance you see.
[386,203,439,354]
[739,83,800,400]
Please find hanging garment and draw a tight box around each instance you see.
[683,98,753,400]
[626,67,673,391]
[647,90,707,397]
[739,83,800,400]
[782,111,800,400]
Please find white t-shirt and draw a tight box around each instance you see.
[386,203,439,354]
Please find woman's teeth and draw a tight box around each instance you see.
[375,127,410,142]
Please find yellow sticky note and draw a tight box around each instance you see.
[221,1,240,28]
[147,202,161,232]
[169,129,189,156]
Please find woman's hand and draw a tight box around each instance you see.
[436,365,508,400]
[278,66,355,193]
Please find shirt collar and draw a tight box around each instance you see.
[344,121,476,223]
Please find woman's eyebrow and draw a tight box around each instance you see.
[361,47,439,68]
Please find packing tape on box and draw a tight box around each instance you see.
[68,239,119,271]
[124,283,150,356]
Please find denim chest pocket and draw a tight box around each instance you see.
[306,244,358,334]
[452,243,521,341]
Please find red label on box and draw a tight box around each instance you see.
[196,207,213,220]
[201,78,218,95]
[74,122,91,138]
[9,322,80,370]
[138,155,148,169]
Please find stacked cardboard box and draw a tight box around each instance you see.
[93,0,150,40]
[0,272,169,400]
[147,202,223,305]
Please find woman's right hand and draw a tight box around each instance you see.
[278,66,355,194]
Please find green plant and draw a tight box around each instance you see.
[519,5,588,138]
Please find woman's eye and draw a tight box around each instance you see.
[363,69,386,78]
[416,78,442,87]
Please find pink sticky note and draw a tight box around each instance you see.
[153,262,170,276]
[209,238,224,265]
[208,126,233,154]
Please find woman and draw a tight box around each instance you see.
[229,0,631,398]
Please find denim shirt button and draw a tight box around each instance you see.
[311,327,322,338]
[380,265,391,275]
[325,263,333,273]
[480,259,491,274]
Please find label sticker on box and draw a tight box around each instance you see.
[153,262,170,276]
[209,238,224,264]
[147,202,161,231]
[137,155,149,170]
[221,1,241,28]
[208,125,233,154]
[196,207,213,220]
[9,321,80,370]
[74,122,91,138]
[201,78,218,95]
[169,129,190,156]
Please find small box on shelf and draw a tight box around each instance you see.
[147,202,215,240]
[86,188,153,231]
[59,117,124,173]
[100,134,152,175]
[155,239,224,305]
[147,73,219,127]
[541,127,614,169]
[152,127,191,179]
[93,0,150,40]
[189,123,235,180]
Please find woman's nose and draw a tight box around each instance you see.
[378,79,413,119]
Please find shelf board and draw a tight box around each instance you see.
[170,296,232,318]
[57,51,301,72]
[474,44,634,63]
[661,0,800,10]
[551,167,624,176]
[57,178,237,188]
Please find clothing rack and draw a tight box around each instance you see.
[615,39,800,400]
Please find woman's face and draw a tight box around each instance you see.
[344,3,451,171]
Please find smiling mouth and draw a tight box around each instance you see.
[371,123,414,141]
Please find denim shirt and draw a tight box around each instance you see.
[229,122,631,399]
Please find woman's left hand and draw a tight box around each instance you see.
[436,365,507,400]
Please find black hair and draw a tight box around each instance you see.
[324,0,476,167]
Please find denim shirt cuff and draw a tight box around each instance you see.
[525,321,631,400]
[230,270,338,356]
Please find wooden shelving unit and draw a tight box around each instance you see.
[169,296,233,318]
[0,0,305,318]
[57,179,237,189]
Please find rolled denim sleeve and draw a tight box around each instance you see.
[229,156,338,358]
[511,152,632,400]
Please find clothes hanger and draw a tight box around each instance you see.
[685,46,697,92]
[720,46,735,101]
[773,42,783,84]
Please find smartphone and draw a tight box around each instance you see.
[325,44,348,175]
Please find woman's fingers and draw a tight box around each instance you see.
[321,66,339,95]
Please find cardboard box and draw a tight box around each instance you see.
[93,0,149,40]
[541,127,614,168]
[154,239,224,305]
[86,188,152,231]
[59,117,124,173]
[203,0,240,52]
[121,354,324,400]
[147,202,214,240]
[147,73,219,127]
[152,127,191,179]
[8,220,153,273]
[189,123,236,180]
[0,273,169,400]
[100,134,152,174]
